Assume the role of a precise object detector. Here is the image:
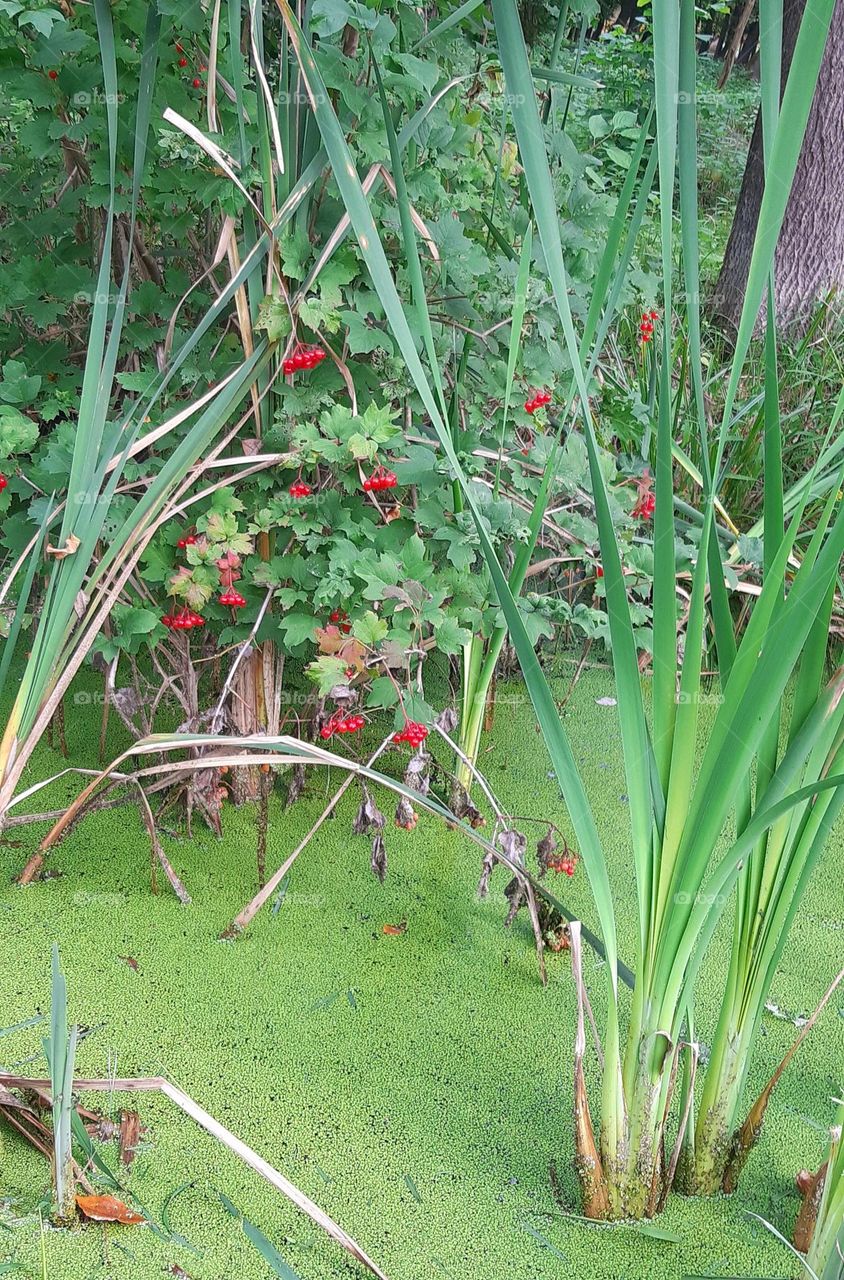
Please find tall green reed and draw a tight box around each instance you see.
[275,0,843,1218]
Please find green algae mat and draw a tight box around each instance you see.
[1,663,841,1279]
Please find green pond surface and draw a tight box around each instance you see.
[0,660,841,1279]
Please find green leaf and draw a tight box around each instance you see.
[366,676,399,709]
[19,7,64,36]
[0,359,41,405]
[307,656,349,695]
[312,0,385,36]
[340,310,393,355]
[401,534,431,581]
[434,615,472,656]
[352,610,389,646]
[119,607,159,637]
[278,613,319,646]
[0,404,38,458]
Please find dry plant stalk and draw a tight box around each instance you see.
[0,1072,389,1280]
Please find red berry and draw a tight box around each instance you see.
[364,464,398,494]
[0,475,7,492]
[289,480,312,498]
[219,590,246,608]
[320,726,332,740]
[178,57,188,67]
[595,564,604,579]
[394,720,427,746]
[161,615,173,628]
[177,538,187,549]
[48,70,58,80]
[192,77,202,88]
[186,534,196,545]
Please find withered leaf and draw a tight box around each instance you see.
[76,1194,144,1225]
[394,796,418,830]
[46,533,81,559]
[353,785,385,835]
[436,706,458,734]
[370,833,387,883]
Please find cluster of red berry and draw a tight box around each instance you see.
[640,309,658,343]
[525,390,552,415]
[282,345,325,376]
[547,851,578,877]
[632,491,656,519]
[219,589,246,608]
[393,721,429,747]
[173,41,204,88]
[329,608,352,633]
[320,711,365,739]
[0,475,7,492]
[362,465,397,493]
[162,607,205,630]
[177,533,197,549]
[289,480,312,498]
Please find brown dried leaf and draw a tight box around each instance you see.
[46,533,81,559]
[394,796,417,830]
[76,1194,144,1225]
[537,825,558,871]
[435,707,458,734]
[370,833,387,883]
[353,786,386,835]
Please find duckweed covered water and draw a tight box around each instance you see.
[0,662,841,1279]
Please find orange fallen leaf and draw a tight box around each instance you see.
[45,533,81,559]
[382,921,407,936]
[76,1194,145,1225]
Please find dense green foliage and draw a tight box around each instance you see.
[0,0,842,1270]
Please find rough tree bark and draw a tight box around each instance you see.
[713,0,844,331]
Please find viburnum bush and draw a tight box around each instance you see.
[0,0,668,807]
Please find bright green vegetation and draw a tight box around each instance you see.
[1,662,841,1279]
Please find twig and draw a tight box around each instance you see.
[223,735,394,937]
[433,724,505,822]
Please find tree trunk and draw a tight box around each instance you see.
[713,0,844,331]
[716,0,755,89]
